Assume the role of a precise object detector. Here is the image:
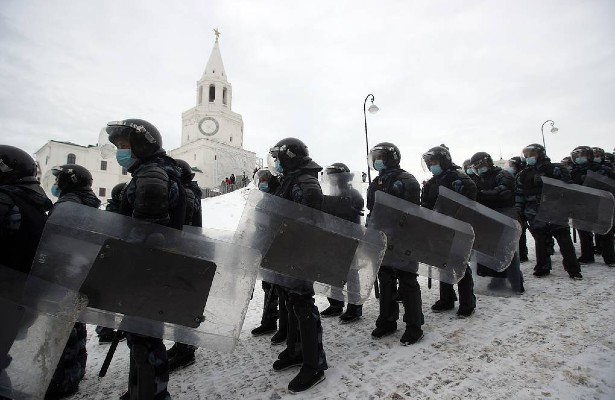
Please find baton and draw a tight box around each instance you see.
[99,330,123,378]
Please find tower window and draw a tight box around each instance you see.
[67,153,76,164]
[223,87,228,105]
[199,86,203,105]
[100,160,107,171]
[99,188,106,197]
[209,85,215,102]
[230,136,233,142]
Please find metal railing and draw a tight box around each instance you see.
[202,180,250,198]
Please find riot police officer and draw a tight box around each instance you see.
[268,138,327,393]
[107,118,186,400]
[0,145,53,274]
[47,163,100,399]
[366,143,424,344]
[165,159,204,371]
[421,145,477,318]
[250,168,288,345]
[505,156,529,262]
[569,146,615,267]
[515,143,582,279]
[320,162,365,323]
[96,182,128,344]
[470,151,524,293]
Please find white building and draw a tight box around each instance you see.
[34,140,131,205]
[34,32,257,201]
[169,33,257,188]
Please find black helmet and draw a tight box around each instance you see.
[470,152,494,169]
[422,145,452,170]
[269,138,310,171]
[254,168,273,182]
[106,119,163,159]
[605,152,615,164]
[325,162,350,175]
[592,147,605,162]
[175,159,195,183]
[0,145,37,184]
[369,142,401,170]
[522,143,546,161]
[507,156,524,171]
[51,164,93,191]
[560,156,573,168]
[110,182,127,202]
[570,146,594,163]
[462,159,472,169]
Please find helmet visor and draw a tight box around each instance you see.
[368,147,389,170]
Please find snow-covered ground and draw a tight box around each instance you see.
[68,187,615,399]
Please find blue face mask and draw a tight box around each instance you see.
[274,160,284,174]
[51,184,61,197]
[374,159,386,171]
[430,164,443,176]
[594,157,602,163]
[116,149,135,169]
[477,166,489,175]
[526,156,537,166]
[465,168,474,175]
[575,157,588,165]
[258,183,269,192]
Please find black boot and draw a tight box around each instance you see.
[371,322,397,339]
[431,300,455,312]
[251,323,277,336]
[339,304,362,323]
[319,306,343,317]
[168,344,196,372]
[288,369,325,393]
[270,329,287,345]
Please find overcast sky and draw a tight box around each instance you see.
[1,0,614,182]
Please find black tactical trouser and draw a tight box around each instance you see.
[530,226,581,273]
[376,266,423,334]
[439,265,476,310]
[260,281,287,330]
[519,223,529,260]
[278,287,328,374]
[126,334,169,399]
[581,227,614,264]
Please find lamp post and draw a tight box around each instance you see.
[364,94,379,183]
[540,120,559,151]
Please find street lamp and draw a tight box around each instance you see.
[364,94,379,183]
[541,120,558,151]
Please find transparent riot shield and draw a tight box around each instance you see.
[583,170,615,197]
[234,190,386,305]
[30,202,261,352]
[368,191,474,284]
[321,170,363,197]
[434,187,522,272]
[0,265,87,400]
[536,176,615,234]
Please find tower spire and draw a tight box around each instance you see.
[201,29,227,82]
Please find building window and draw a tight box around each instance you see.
[223,87,228,105]
[67,153,76,164]
[99,188,106,197]
[122,168,127,175]
[100,160,107,171]
[230,136,233,142]
[193,154,196,160]
[209,84,215,102]
[199,86,203,105]
[45,156,49,165]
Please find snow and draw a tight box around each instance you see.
[67,187,615,399]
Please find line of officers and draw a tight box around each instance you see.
[1,118,614,398]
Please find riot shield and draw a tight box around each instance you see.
[0,265,87,400]
[30,202,261,352]
[434,187,522,272]
[368,191,474,284]
[536,176,615,234]
[234,190,386,305]
[583,170,615,197]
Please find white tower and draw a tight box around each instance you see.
[181,29,244,148]
[170,29,256,189]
